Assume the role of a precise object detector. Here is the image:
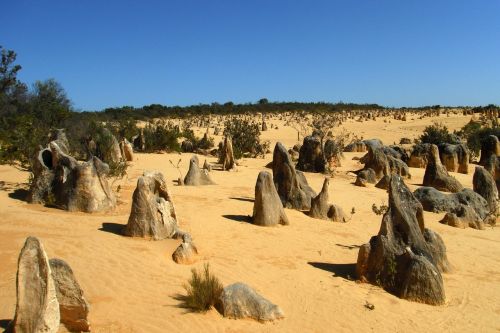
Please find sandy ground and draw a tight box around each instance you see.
[1,113,499,333]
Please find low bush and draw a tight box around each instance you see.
[179,263,223,312]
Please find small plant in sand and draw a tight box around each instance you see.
[169,158,183,185]
[180,263,223,312]
[371,202,388,216]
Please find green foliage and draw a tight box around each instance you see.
[456,121,500,160]
[419,123,459,145]
[372,203,388,216]
[143,121,181,152]
[223,119,261,159]
[180,263,223,312]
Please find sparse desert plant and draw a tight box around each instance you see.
[371,202,388,216]
[223,118,262,159]
[179,263,223,312]
[419,122,459,145]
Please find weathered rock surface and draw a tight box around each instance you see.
[272,142,316,210]
[123,171,178,240]
[356,175,449,305]
[309,178,346,222]
[184,155,216,185]
[438,143,469,174]
[49,258,90,332]
[408,143,432,168]
[219,283,284,322]
[354,168,377,187]
[172,233,198,264]
[120,138,134,161]
[219,136,236,171]
[8,237,60,333]
[414,187,492,229]
[344,141,367,152]
[252,171,289,226]
[28,141,116,213]
[473,166,499,216]
[479,135,500,166]
[296,135,325,173]
[423,144,463,193]
[484,155,500,192]
[202,159,212,172]
[132,129,145,151]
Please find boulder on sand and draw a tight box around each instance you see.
[172,233,199,264]
[28,141,116,213]
[49,258,90,332]
[438,143,469,174]
[7,237,60,333]
[479,135,500,166]
[473,166,499,216]
[356,175,449,305]
[219,283,284,322]
[119,138,134,161]
[272,142,316,210]
[123,171,178,240]
[309,178,346,222]
[423,144,463,193]
[219,136,236,171]
[296,135,325,173]
[184,155,216,185]
[252,171,289,226]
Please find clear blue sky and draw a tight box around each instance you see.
[2,0,499,111]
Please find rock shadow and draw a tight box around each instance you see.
[222,214,252,223]
[99,222,125,236]
[308,262,356,280]
[229,197,254,203]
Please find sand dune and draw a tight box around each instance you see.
[1,114,499,332]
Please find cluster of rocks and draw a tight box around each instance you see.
[29,137,116,213]
[357,175,450,305]
[7,237,90,332]
[353,140,411,188]
[414,166,498,229]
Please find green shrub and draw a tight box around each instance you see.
[180,263,223,312]
[419,123,459,145]
[455,121,500,161]
[143,121,181,152]
[223,118,261,159]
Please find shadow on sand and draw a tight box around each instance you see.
[229,197,254,203]
[308,262,356,280]
[99,222,125,236]
[222,214,252,223]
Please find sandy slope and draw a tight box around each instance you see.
[0,114,499,333]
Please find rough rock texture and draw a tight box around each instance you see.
[479,135,500,166]
[408,143,432,168]
[123,171,178,240]
[272,142,316,210]
[8,237,60,333]
[172,234,198,264]
[28,141,116,213]
[49,259,90,332]
[184,155,216,185]
[219,283,284,322]
[358,146,390,180]
[354,168,377,187]
[309,178,346,222]
[219,136,236,171]
[473,166,499,215]
[356,175,449,305]
[439,206,484,229]
[438,143,469,174]
[296,135,325,173]
[132,129,145,151]
[423,144,464,193]
[324,138,342,168]
[202,159,212,172]
[484,155,500,192]
[103,128,123,164]
[344,141,367,152]
[252,171,289,226]
[387,155,411,178]
[375,174,391,190]
[49,129,70,154]
[414,187,491,222]
[120,138,134,162]
[389,145,411,163]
